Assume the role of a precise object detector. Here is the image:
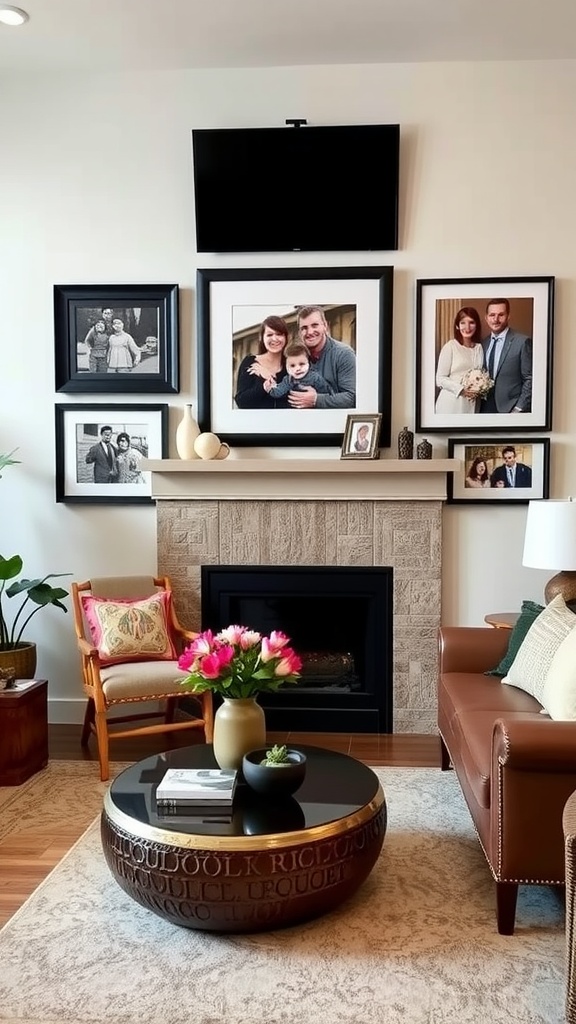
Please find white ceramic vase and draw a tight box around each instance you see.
[212,697,266,771]
[175,404,201,460]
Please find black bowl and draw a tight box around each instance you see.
[242,748,307,797]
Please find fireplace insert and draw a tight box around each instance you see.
[200,565,393,733]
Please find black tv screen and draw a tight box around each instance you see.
[192,124,400,253]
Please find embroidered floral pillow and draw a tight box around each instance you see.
[81,591,177,665]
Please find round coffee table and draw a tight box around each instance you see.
[101,744,386,933]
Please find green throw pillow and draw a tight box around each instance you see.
[485,599,544,677]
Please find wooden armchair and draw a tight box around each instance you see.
[71,575,213,781]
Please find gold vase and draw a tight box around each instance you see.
[212,696,266,771]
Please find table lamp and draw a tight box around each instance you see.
[522,498,576,604]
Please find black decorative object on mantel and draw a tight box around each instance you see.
[417,438,433,460]
[398,426,414,460]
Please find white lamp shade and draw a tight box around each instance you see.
[523,499,576,570]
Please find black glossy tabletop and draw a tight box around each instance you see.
[107,744,380,839]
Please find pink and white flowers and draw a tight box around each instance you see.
[178,625,302,698]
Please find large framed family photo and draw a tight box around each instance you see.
[54,284,179,394]
[55,403,168,504]
[196,266,394,447]
[447,437,550,505]
[416,277,554,433]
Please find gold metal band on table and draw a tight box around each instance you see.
[103,783,385,852]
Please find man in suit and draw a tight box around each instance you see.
[480,298,532,413]
[85,425,119,483]
[490,446,532,488]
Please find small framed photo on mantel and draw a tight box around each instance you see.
[340,414,382,460]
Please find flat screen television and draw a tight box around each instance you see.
[191,124,400,253]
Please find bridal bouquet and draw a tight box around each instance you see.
[460,367,494,400]
[178,625,302,698]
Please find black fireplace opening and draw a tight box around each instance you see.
[200,565,393,733]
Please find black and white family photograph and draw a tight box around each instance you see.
[55,404,168,504]
[416,277,554,433]
[54,284,179,394]
[196,266,394,447]
[447,437,550,504]
[76,306,160,375]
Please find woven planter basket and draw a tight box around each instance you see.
[0,642,37,679]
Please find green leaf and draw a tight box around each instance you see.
[0,555,23,582]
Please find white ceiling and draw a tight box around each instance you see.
[2,0,576,73]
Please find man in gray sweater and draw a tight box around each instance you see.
[287,306,356,409]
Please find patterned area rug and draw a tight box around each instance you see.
[0,760,130,841]
[0,768,566,1024]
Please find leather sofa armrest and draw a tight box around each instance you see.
[493,717,576,770]
[439,626,510,674]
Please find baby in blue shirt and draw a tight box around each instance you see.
[263,342,332,398]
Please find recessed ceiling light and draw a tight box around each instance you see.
[0,6,29,26]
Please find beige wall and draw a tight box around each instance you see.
[0,60,573,721]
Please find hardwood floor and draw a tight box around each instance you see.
[47,723,442,768]
[0,725,441,927]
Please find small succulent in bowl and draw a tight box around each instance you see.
[260,744,292,766]
[243,745,307,797]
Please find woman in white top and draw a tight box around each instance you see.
[435,306,483,414]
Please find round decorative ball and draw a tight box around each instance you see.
[242,748,307,797]
[193,432,222,460]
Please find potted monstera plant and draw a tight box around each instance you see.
[0,450,70,678]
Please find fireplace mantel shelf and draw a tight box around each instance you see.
[142,458,460,502]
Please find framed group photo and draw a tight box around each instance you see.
[416,277,554,433]
[447,437,550,504]
[54,284,179,394]
[196,266,394,447]
[55,403,168,504]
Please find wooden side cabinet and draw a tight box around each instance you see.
[0,679,48,785]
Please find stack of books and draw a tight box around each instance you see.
[154,768,238,823]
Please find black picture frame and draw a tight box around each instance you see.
[55,403,168,504]
[197,266,394,447]
[416,277,554,433]
[54,284,179,394]
[447,436,550,504]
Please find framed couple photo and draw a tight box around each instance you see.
[196,266,394,448]
[55,403,168,504]
[447,437,550,505]
[415,277,554,433]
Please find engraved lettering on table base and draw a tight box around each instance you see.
[101,807,387,933]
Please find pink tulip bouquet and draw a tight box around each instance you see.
[178,625,302,699]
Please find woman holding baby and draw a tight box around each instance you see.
[434,306,484,414]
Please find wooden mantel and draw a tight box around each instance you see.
[142,458,460,502]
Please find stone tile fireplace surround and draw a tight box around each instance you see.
[147,458,455,734]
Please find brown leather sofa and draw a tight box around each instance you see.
[438,625,576,934]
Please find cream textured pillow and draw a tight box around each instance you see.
[81,591,177,665]
[541,624,576,719]
[502,594,576,704]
